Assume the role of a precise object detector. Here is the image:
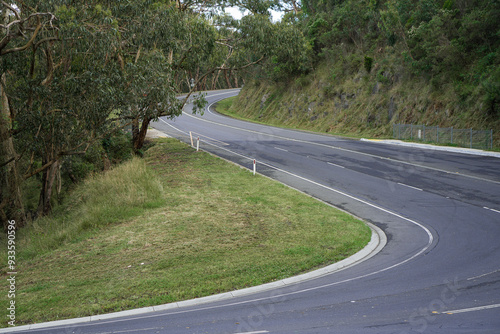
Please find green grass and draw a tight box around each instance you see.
[0,138,371,327]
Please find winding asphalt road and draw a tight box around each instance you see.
[11,89,500,333]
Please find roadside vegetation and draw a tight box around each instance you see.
[0,138,370,326]
[227,0,500,148]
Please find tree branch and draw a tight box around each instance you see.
[0,10,56,30]
[1,19,42,55]
[1,1,21,21]
[180,55,264,108]
[176,46,193,68]
[34,36,59,49]
[24,159,57,180]
[0,156,14,169]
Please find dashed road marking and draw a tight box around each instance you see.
[444,303,500,315]
[397,183,423,191]
[327,162,345,168]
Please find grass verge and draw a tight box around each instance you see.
[1,138,370,327]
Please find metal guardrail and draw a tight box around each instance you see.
[393,124,494,150]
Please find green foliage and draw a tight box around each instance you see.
[364,56,374,73]
[3,0,288,217]
[482,66,500,116]
[102,131,134,163]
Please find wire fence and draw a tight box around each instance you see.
[393,124,494,150]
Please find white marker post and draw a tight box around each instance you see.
[253,159,256,176]
[196,137,200,152]
[190,131,194,147]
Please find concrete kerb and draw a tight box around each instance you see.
[1,223,385,333]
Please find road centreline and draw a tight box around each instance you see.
[443,303,500,315]
[467,269,500,280]
[186,99,500,186]
[483,206,500,214]
[327,162,345,168]
[398,183,423,191]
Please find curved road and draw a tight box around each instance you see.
[12,90,500,333]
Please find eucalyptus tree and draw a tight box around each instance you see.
[108,1,207,151]
[1,2,125,218]
[0,1,62,225]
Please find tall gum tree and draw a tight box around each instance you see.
[3,2,123,217]
[0,2,58,227]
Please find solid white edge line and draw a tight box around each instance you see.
[190,131,230,146]
[159,117,435,265]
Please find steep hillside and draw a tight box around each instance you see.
[230,0,500,148]
[232,54,499,147]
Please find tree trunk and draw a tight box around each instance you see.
[202,75,207,91]
[37,159,59,217]
[224,69,232,89]
[0,73,26,230]
[131,116,140,145]
[213,70,221,90]
[133,117,151,152]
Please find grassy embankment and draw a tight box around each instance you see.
[0,138,370,327]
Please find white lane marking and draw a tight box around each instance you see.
[234,331,269,334]
[484,207,500,214]
[274,147,288,152]
[327,162,345,168]
[397,183,423,191]
[444,303,500,315]
[204,89,241,115]
[467,269,500,280]
[191,131,230,146]
[181,98,500,186]
[159,119,190,136]
[101,328,159,334]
